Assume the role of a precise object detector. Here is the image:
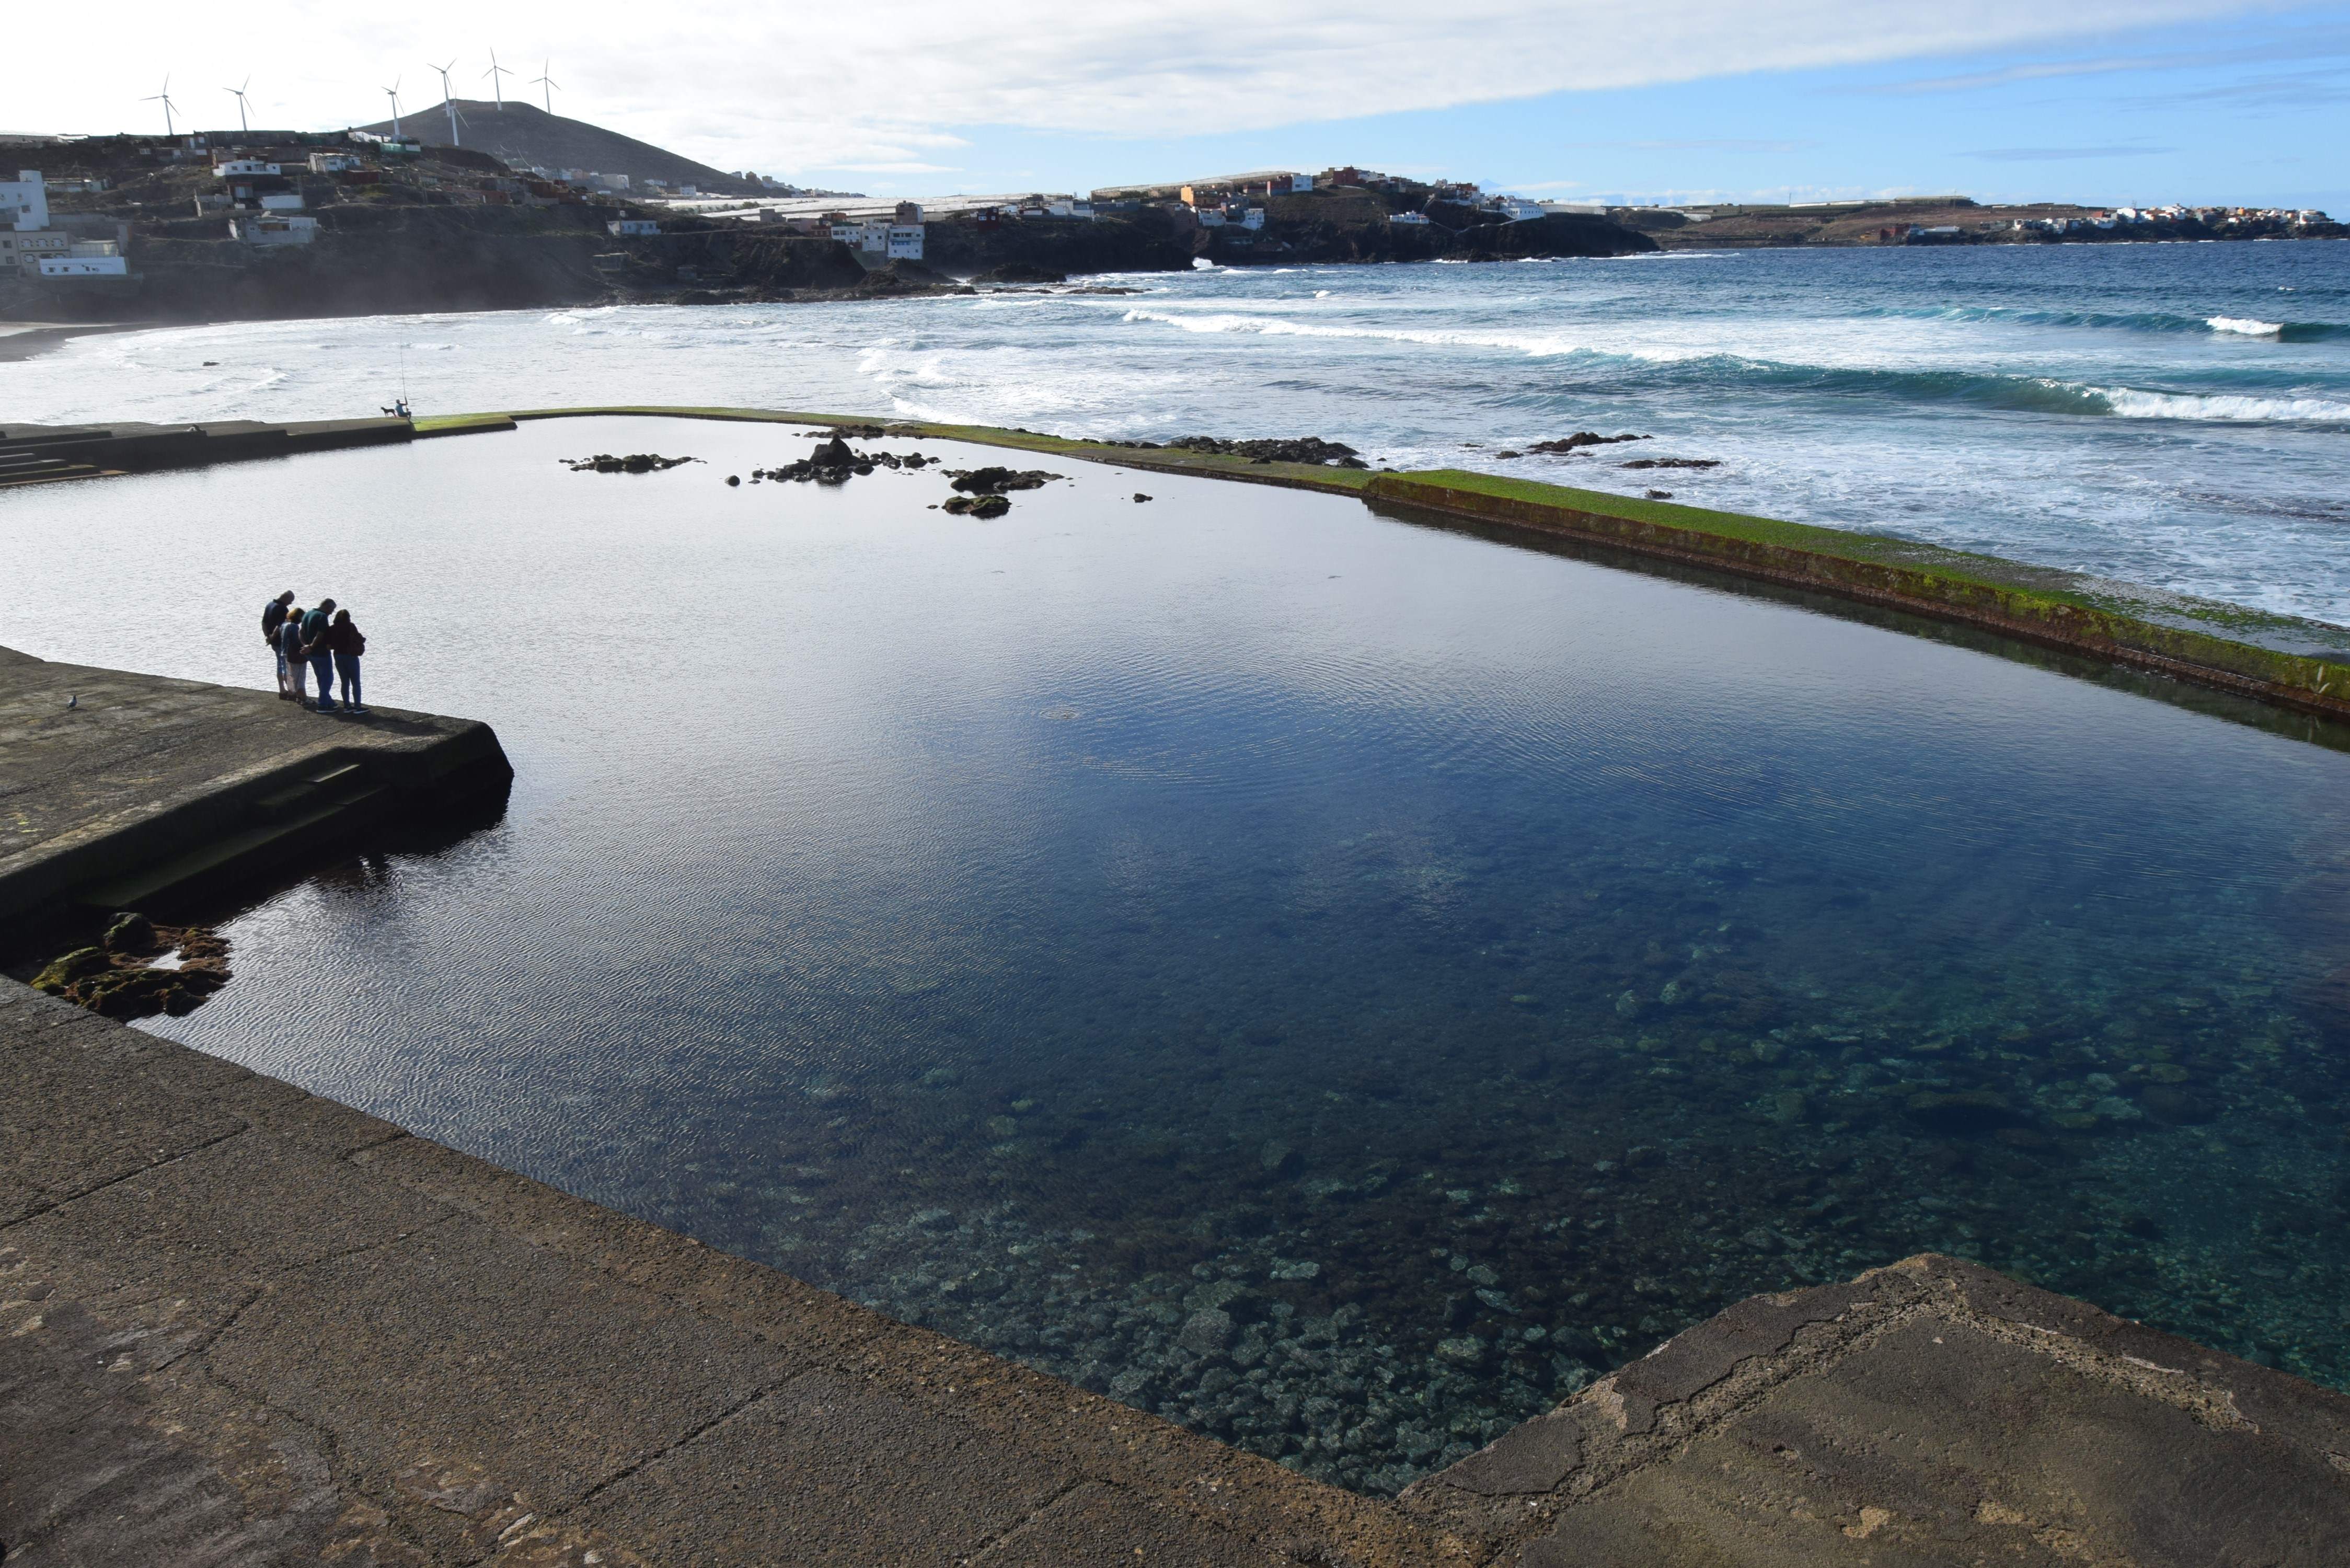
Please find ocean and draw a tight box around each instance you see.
[8,238,2349,620]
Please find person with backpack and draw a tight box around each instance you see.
[278,606,312,708]
[326,608,368,716]
[299,598,338,713]
[261,590,296,698]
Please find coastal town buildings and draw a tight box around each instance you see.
[229,214,317,245]
[3,169,50,230]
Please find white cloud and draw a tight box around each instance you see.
[9,0,2283,178]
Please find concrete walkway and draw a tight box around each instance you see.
[0,647,509,924]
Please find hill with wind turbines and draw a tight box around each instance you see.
[353,98,764,197]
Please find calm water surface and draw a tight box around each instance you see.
[4,416,2348,1493]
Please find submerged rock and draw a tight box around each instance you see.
[1177,1308,1236,1355]
[1620,457,1721,470]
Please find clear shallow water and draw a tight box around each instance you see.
[6,241,2349,619]
[4,417,2349,1495]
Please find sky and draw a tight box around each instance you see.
[10,1,2349,210]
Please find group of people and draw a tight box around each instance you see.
[262,591,368,714]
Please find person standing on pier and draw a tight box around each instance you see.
[326,608,367,716]
[278,606,312,708]
[300,598,339,713]
[261,590,296,699]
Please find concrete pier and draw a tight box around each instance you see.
[0,419,446,490]
[0,647,510,927]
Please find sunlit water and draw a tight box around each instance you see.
[4,417,2348,1495]
[6,241,2348,619]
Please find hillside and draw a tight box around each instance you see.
[352,100,759,197]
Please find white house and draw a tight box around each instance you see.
[6,230,70,274]
[608,218,661,236]
[1289,172,1312,193]
[39,240,126,277]
[1195,206,1227,228]
[214,158,282,177]
[1389,210,1431,225]
[1237,206,1265,230]
[2,169,49,232]
[39,256,126,276]
[1488,195,1545,222]
[308,151,360,174]
[258,191,304,212]
[231,214,318,245]
[886,223,924,260]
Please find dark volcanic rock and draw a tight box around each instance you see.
[949,467,1062,496]
[1527,432,1648,454]
[564,453,700,474]
[31,918,233,1020]
[941,494,1014,518]
[1162,436,1368,469]
[752,434,917,485]
[970,263,1069,285]
[1621,457,1721,470]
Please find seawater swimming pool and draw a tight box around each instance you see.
[4,414,2347,1494]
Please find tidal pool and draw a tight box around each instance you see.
[5,414,2347,1494]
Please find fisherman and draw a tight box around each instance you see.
[261,589,296,698]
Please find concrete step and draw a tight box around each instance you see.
[80,782,390,910]
[0,463,110,489]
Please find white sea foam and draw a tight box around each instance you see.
[2098,387,2350,422]
[2206,316,2285,337]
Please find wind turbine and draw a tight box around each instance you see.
[429,59,461,146]
[142,76,180,136]
[483,48,514,111]
[383,77,403,136]
[225,76,252,134]
[532,60,559,116]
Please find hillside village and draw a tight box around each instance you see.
[1,116,2339,327]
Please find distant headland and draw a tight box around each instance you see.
[1,117,2339,333]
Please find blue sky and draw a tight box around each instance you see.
[927,9,2350,210]
[21,2,2350,211]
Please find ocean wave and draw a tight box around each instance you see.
[2094,387,2350,422]
[1118,308,1676,361]
[1870,303,2348,342]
